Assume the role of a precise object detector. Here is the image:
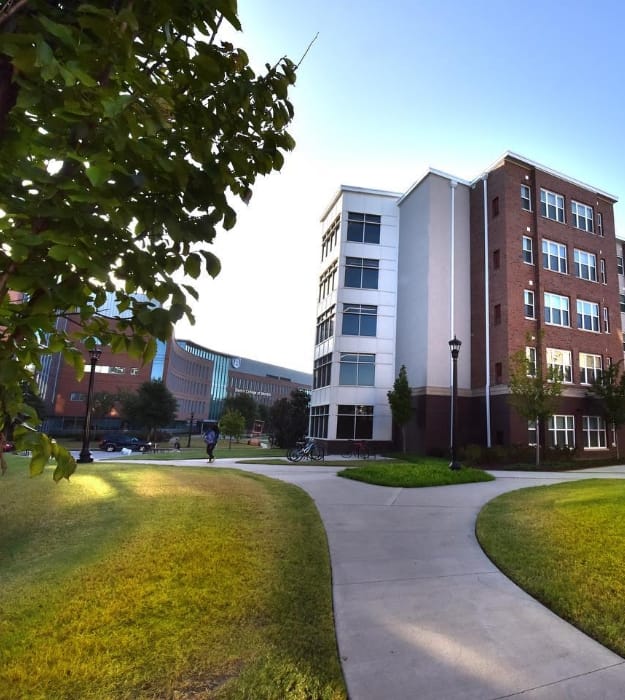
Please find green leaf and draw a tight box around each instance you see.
[85,165,111,187]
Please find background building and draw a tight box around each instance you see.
[39,293,311,435]
[311,152,624,456]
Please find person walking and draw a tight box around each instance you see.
[203,424,218,463]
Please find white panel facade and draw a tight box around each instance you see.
[311,186,400,443]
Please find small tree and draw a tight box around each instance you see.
[588,360,625,458]
[223,394,258,431]
[387,365,412,453]
[219,410,246,448]
[120,380,178,441]
[508,348,562,466]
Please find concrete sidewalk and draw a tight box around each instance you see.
[231,462,625,699]
[126,457,625,698]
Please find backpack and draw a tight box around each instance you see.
[204,429,216,444]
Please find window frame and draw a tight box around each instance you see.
[583,415,607,449]
[573,248,597,282]
[338,352,376,386]
[548,414,575,448]
[546,348,573,383]
[522,236,534,264]
[542,238,568,274]
[544,292,570,327]
[346,211,381,245]
[571,200,594,232]
[313,353,333,389]
[521,184,532,211]
[342,303,377,337]
[524,289,535,319]
[344,257,379,289]
[540,188,565,223]
[336,404,374,440]
[579,353,602,385]
[576,299,600,332]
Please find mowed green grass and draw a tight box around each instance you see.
[338,457,495,487]
[476,479,625,657]
[0,460,346,699]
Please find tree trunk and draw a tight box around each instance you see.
[535,420,540,467]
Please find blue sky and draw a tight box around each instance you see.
[175,0,625,372]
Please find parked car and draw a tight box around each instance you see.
[2,440,14,452]
[98,434,149,452]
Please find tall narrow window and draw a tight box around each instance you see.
[526,347,537,376]
[492,197,499,217]
[597,212,604,237]
[494,304,501,325]
[493,249,500,269]
[618,256,624,275]
[522,236,534,264]
[313,354,332,388]
[604,307,610,333]
[600,259,607,284]
[524,290,535,319]
[521,184,532,211]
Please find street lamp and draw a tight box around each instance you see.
[77,346,103,464]
[449,336,462,471]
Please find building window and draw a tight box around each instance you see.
[493,249,500,269]
[528,419,537,446]
[548,415,575,448]
[600,259,607,284]
[494,362,502,384]
[522,236,534,264]
[339,353,375,386]
[618,256,624,275]
[310,405,329,438]
[336,404,374,440]
[571,201,594,232]
[70,392,86,401]
[576,299,600,332]
[313,354,332,389]
[604,307,610,333]
[342,303,377,336]
[318,262,337,301]
[621,294,625,313]
[542,239,568,274]
[526,346,537,376]
[494,304,501,325]
[583,415,607,448]
[492,197,499,217]
[130,368,140,376]
[540,188,565,223]
[546,348,572,383]
[322,216,340,260]
[544,292,569,326]
[579,353,602,385]
[345,257,379,289]
[524,290,535,319]
[573,249,597,281]
[347,212,381,244]
[315,306,335,344]
[597,212,603,237]
[521,184,532,211]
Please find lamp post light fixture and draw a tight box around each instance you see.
[77,346,103,464]
[448,336,462,471]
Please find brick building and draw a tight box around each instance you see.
[310,152,624,456]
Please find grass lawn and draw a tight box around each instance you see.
[337,457,495,487]
[476,479,625,657]
[0,458,346,699]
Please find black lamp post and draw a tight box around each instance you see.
[449,336,462,471]
[187,411,194,448]
[77,347,102,464]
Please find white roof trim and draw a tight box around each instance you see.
[474,151,618,202]
[397,168,471,206]
[319,185,402,221]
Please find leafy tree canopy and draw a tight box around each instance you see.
[223,393,257,429]
[120,380,178,438]
[270,389,309,448]
[0,1,296,478]
[219,408,245,447]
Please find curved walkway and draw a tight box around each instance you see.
[127,457,625,699]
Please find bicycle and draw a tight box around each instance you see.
[286,437,325,462]
[343,440,370,459]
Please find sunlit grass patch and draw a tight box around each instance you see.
[0,463,346,699]
[338,458,494,487]
[476,479,625,657]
